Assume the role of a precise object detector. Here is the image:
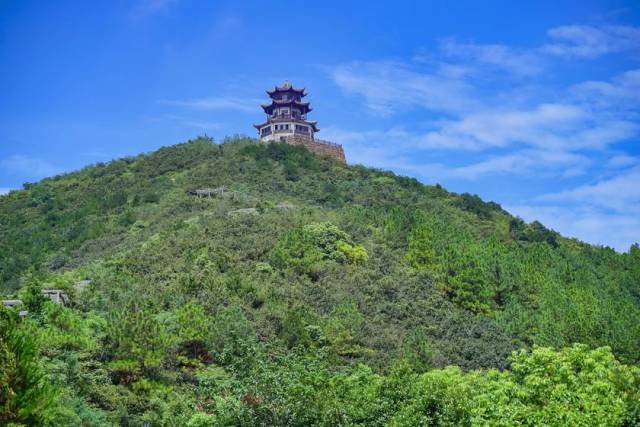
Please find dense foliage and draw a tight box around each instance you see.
[1,137,639,425]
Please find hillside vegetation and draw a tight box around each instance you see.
[1,137,639,426]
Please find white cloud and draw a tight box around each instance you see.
[331,60,479,115]
[1,155,60,179]
[0,188,14,196]
[539,167,640,213]
[160,96,260,112]
[571,68,640,106]
[606,154,638,169]
[330,59,638,152]
[421,104,637,152]
[439,38,543,76]
[439,150,589,179]
[542,24,640,58]
[324,125,591,180]
[325,58,639,188]
[419,103,584,151]
[322,126,414,146]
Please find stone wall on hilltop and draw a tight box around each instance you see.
[285,135,346,163]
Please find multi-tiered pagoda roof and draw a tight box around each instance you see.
[260,99,312,115]
[266,81,306,97]
[253,80,319,134]
[251,81,346,162]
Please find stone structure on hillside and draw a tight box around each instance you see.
[42,289,70,305]
[253,81,346,163]
[3,287,74,318]
[2,299,28,317]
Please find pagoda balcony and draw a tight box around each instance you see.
[269,115,308,122]
[270,128,312,136]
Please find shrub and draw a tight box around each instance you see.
[271,222,368,274]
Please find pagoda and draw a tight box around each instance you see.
[253,81,345,162]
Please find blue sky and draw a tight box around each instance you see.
[1,1,639,251]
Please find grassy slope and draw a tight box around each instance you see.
[1,136,639,371]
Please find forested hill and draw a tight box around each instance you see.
[1,136,639,426]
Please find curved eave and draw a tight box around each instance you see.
[263,99,310,106]
[261,100,312,114]
[254,119,319,132]
[266,87,307,97]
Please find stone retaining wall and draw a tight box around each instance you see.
[285,135,346,163]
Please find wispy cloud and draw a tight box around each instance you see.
[329,30,640,156]
[330,60,478,115]
[439,150,590,179]
[160,96,260,113]
[539,166,640,213]
[1,155,61,179]
[571,68,640,106]
[422,105,637,152]
[325,73,637,178]
[329,61,638,158]
[420,103,583,150]
[542,25,640,58]
[323,124,592,180]
[606,154,638,169]
[0,188,14,196]
[439,38,544,76]
[418,24,640,80]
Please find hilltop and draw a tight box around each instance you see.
[1,136,639,426]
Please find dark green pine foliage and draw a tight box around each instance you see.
[0,308,56,425]
[0,136,639,425]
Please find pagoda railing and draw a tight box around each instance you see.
[269,115,308,121]
[271,128,314,136]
